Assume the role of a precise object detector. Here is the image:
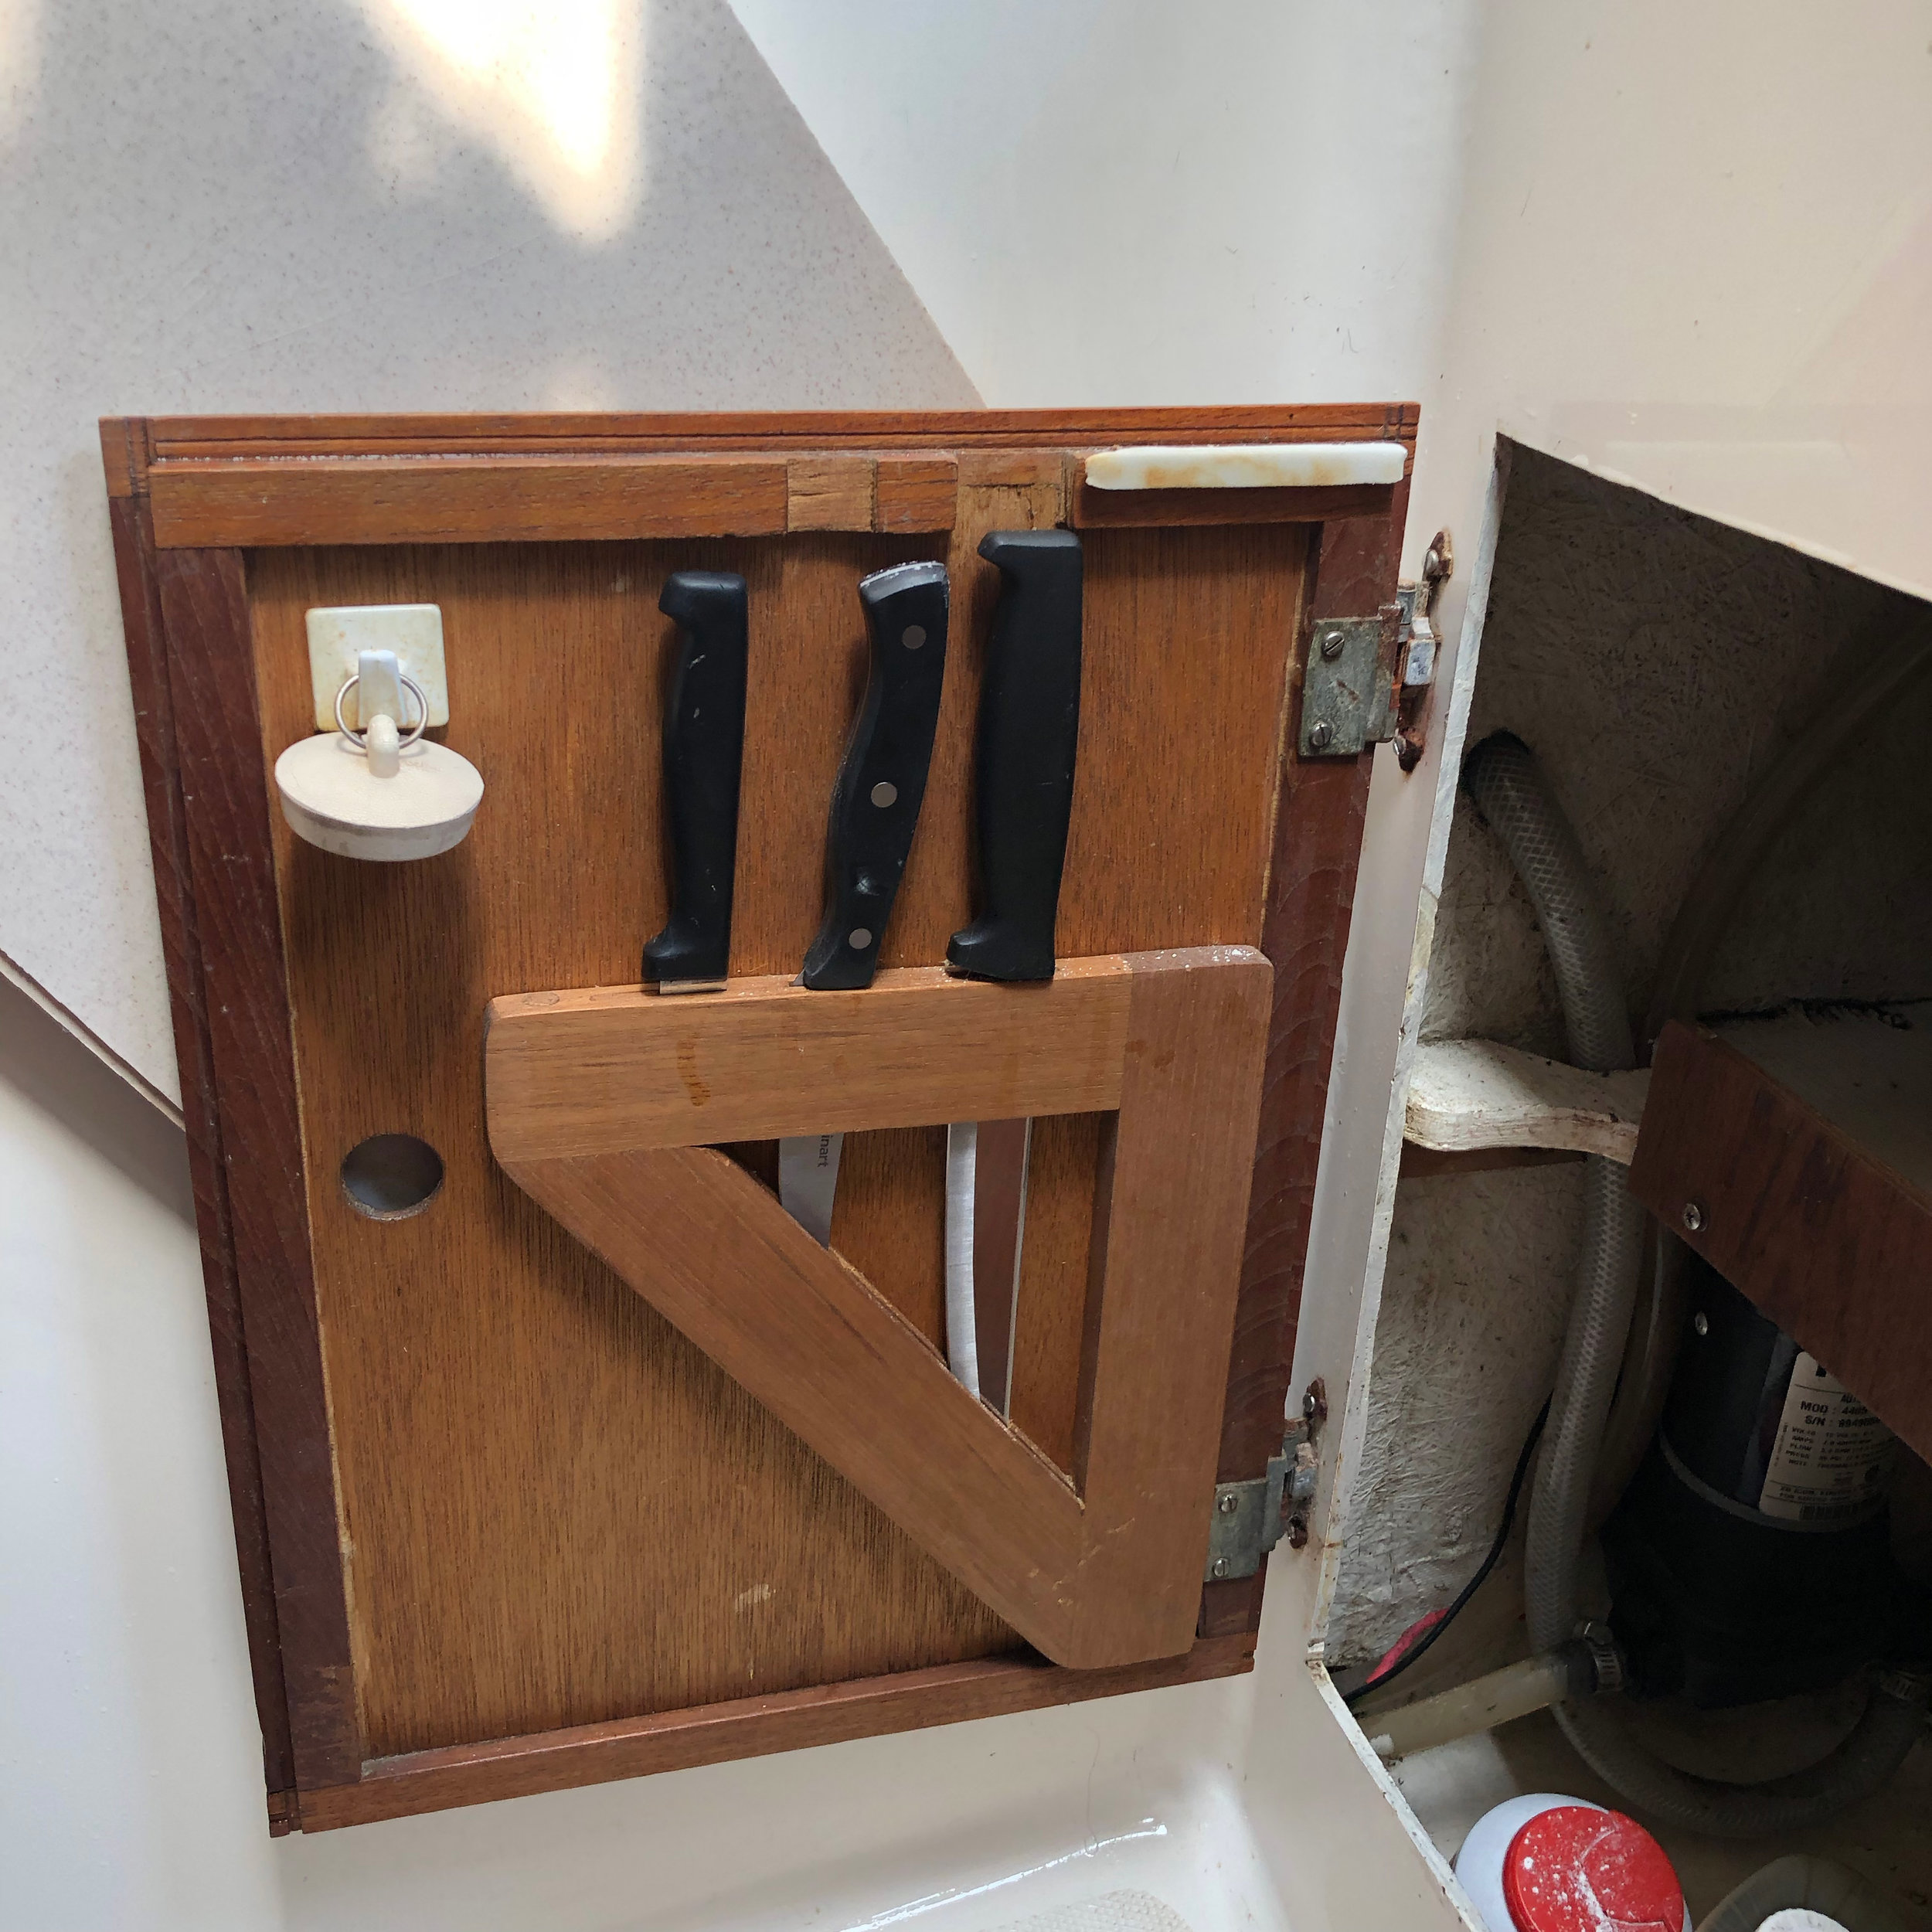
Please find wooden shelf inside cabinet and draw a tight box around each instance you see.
[1631,1012,1932,1463]
[100,403,1417,1832]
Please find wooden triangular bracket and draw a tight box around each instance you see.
[485,947,1270,1669]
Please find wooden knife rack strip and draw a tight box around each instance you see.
[102,405,1416,1832]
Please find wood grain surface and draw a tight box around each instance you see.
[492,949,1271,1668]
[110,407,1414,1820]
[148,454,1394,549]
[1009,1110,1109,1470]
[786,455,874,532]
[129,406,1414,547]
[132,403,1417,464]
[107,502,297,1812]
[486,960,1131,1161]
[249,533,1009,1760]
[1071,481,1393,529]
[1630,1022,1932,1462]
[875,454,959,532]
[1066,948,1274,1654]
[154,546,361,1787]
[1199,496,1405,1638]
[1223,504,1402,1475]
[241,491,1317,1761]
[298,1632,1256,1832]
[151,455,792,548]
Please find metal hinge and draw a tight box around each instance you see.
[1392,529,1454,774]
[1396,529,1453,692]
[1298,613,1398,757]
[1301,531,1454,764]
[1203,1424,1319,1581]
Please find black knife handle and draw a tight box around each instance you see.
[641,571,749,990]
[947,529,1083,982]
[801,561,951,991]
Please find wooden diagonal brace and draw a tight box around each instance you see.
[485,948,1271,1669]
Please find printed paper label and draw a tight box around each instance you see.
[1758,1352,1894,1524]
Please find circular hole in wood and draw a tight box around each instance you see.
[340,1133,444,1221]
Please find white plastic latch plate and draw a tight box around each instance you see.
[307,605,449,731]
[1083,440,1407,492]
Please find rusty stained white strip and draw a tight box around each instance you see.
[1083,440,1407,492]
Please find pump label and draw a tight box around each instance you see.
[1757,1353,1894,1524]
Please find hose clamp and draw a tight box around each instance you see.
[1578,1621,1626,1697]
[1871,1666,1931,1706]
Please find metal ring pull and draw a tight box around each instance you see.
[335,672,430,750]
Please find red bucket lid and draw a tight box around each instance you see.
[1502,1804,1683,1932]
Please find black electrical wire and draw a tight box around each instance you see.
[1343,1397,1550,1709]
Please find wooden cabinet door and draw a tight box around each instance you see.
[102,405,1416,1831]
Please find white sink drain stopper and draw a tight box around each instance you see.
[275,642,483,862]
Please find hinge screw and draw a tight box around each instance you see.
[1211,1556,1230,1578]
[1308,722,1334,751]
[1320,629,1345,659]
[1682,1201,1706,1233]
[1217,1492,1240,1515]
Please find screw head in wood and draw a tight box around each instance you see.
[870,781,897,808]
[1682,1201,1706,1233]
[1309,722,1334,751]
[847,927,873,950]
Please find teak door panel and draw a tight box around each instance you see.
[102,406,1416,1831]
